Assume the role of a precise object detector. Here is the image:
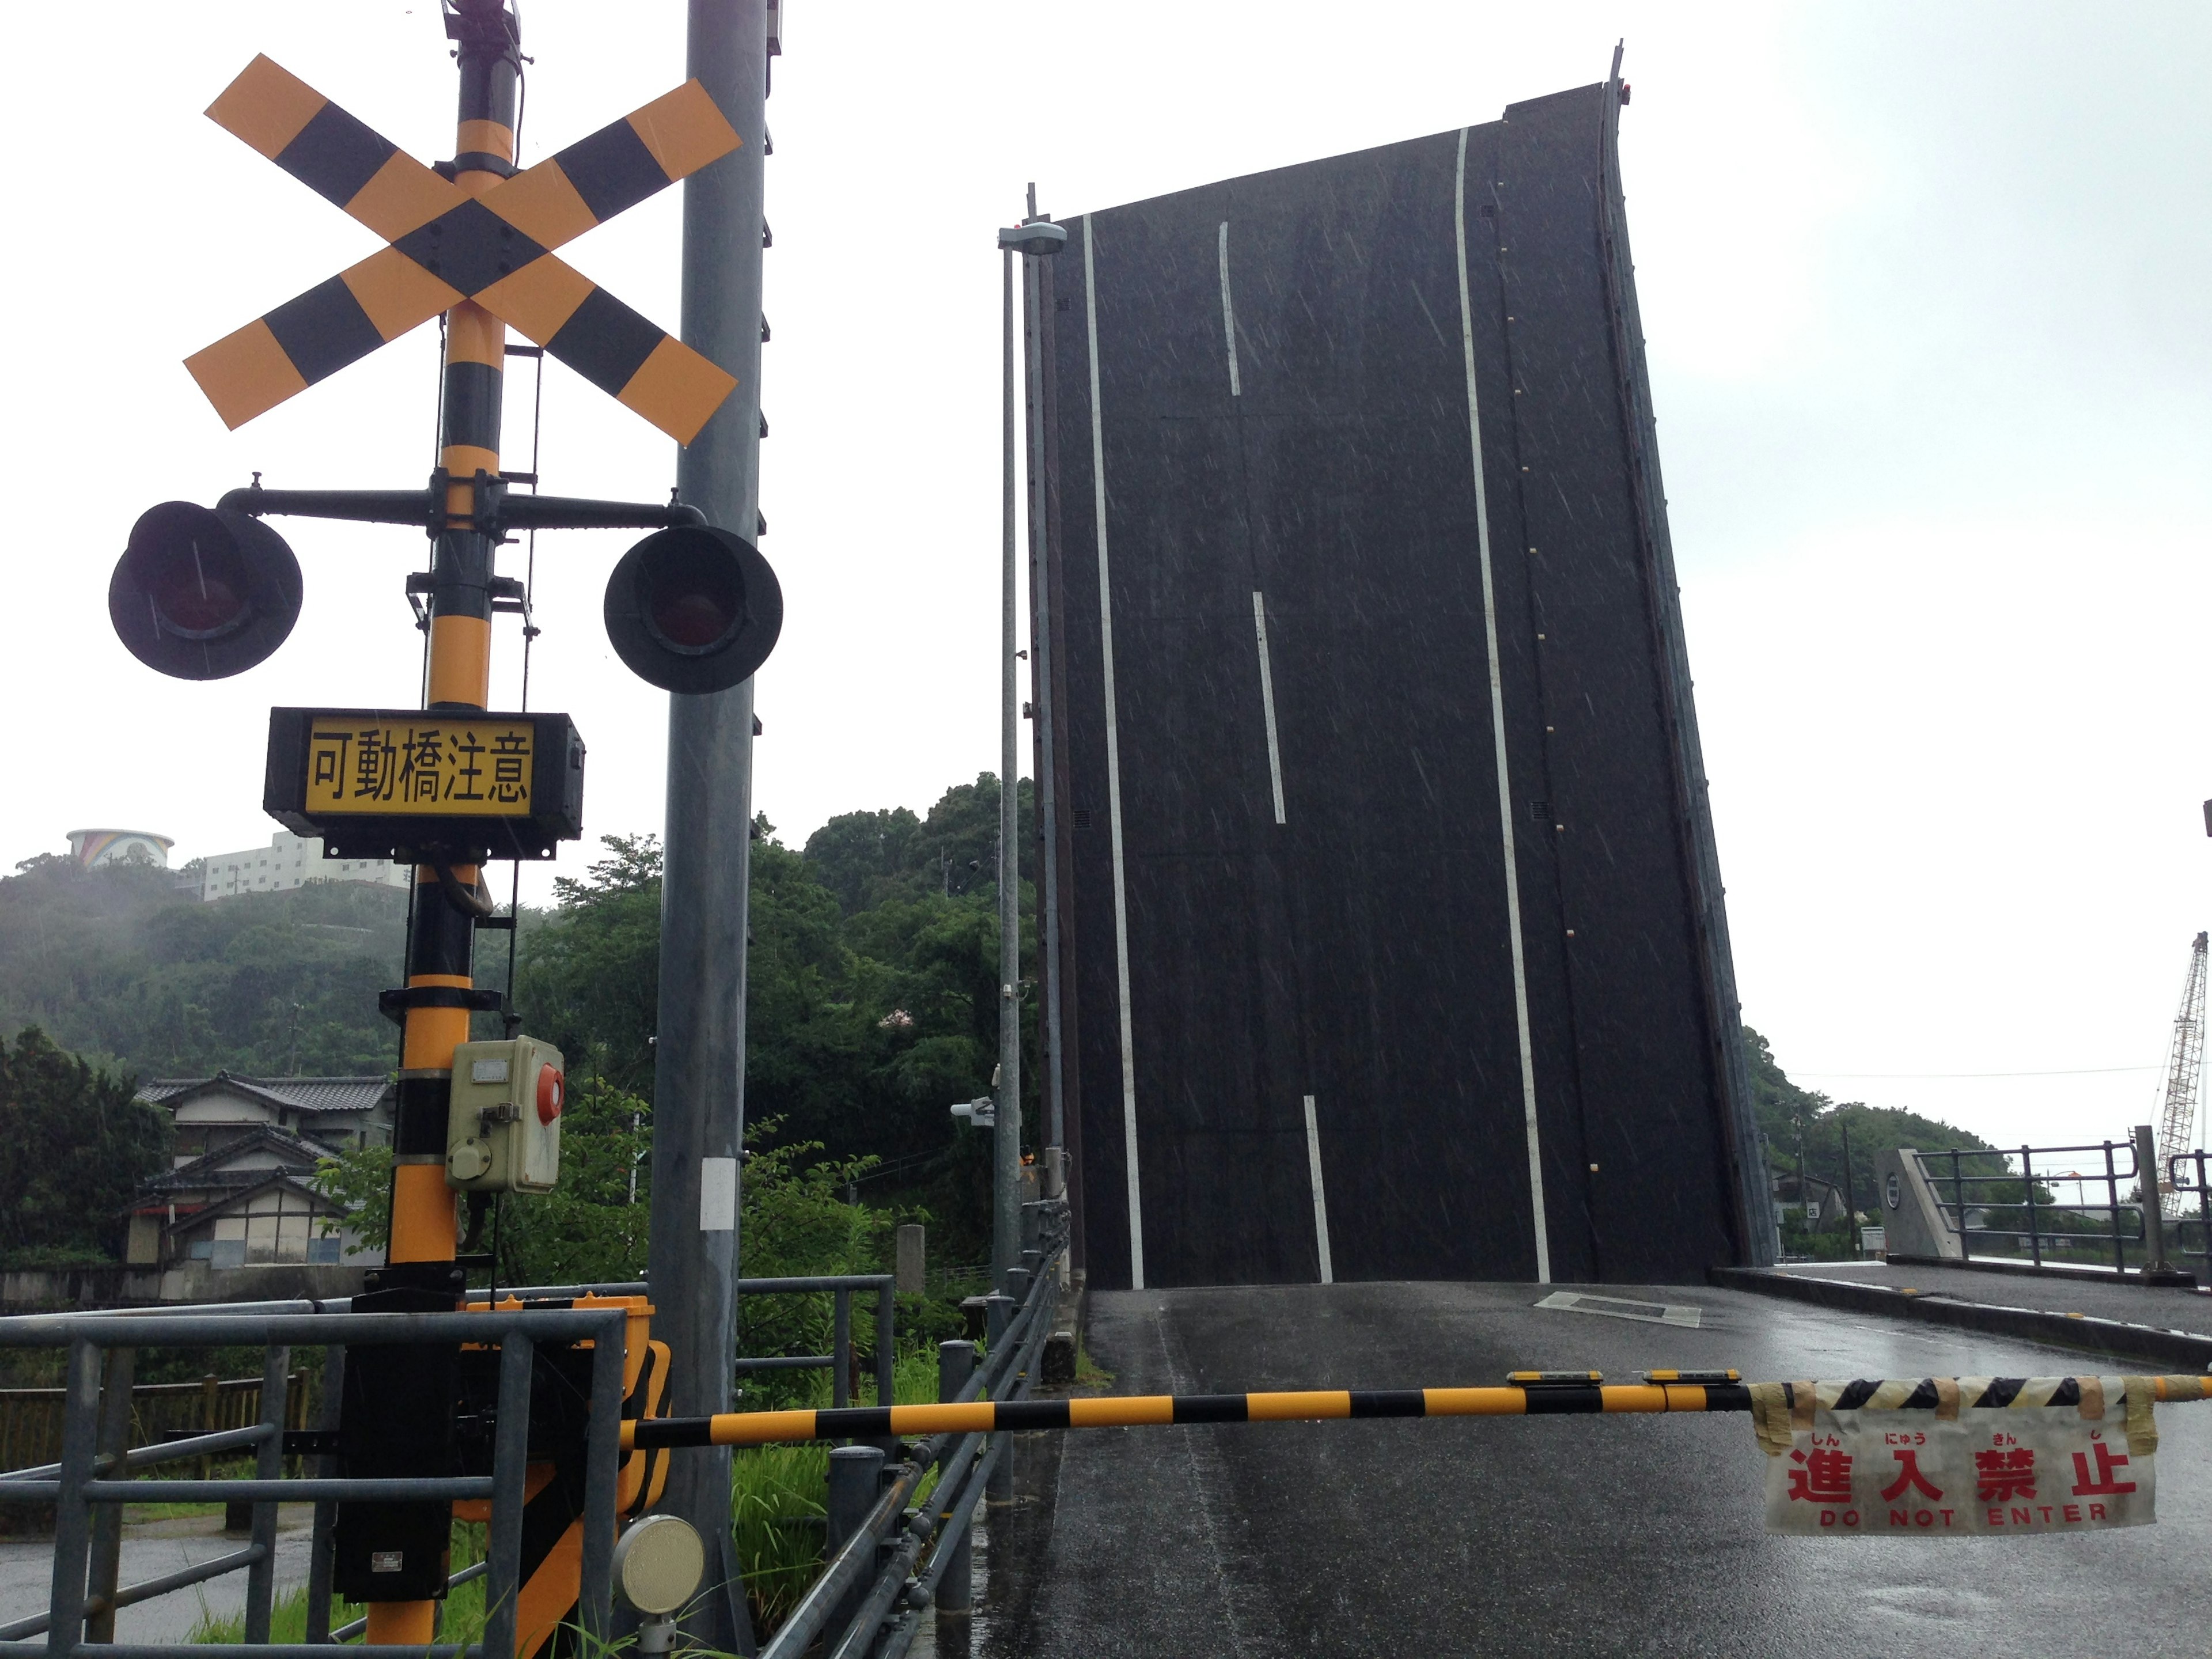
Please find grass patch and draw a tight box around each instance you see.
[733,1346,948,1637]
[190,1525,485,1644]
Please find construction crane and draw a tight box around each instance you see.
[2154,931,2209,1210]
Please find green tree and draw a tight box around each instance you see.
[0,1027,170,1263]
[512,835,664,1093]
[0,855,409,1078]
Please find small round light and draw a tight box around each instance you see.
[604,525,783,695]
[537,1065,565,1126]
[108,502,303,680]
[612,1514,705,1617]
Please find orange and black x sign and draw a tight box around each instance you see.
[187,56,742,445]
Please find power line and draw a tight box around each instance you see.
[1792,1066,2158,1080]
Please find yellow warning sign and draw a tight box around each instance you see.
[304,716,535,817]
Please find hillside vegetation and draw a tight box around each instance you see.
[6,780,1995,1272]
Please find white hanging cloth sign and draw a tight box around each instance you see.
[1752,1376,2163,1537]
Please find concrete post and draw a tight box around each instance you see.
[935,1342,976,1615]
[647,2,768,1653]
[2137,1123,2192,1284]
[895,1224,926,1294]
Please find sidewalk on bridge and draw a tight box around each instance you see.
[1717,1257,2212,1370]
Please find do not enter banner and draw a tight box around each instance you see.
[1753,1376,2160,1537]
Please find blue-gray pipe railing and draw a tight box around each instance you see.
[0,1306,626,1659]
[754,1246,1066,1659]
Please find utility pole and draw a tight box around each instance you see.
[994,225,1024,1293]
[994,209,1068,1291]
[645,0,770,1650]
[1019,184,1069,1206]
[1839,1117,1857,1259]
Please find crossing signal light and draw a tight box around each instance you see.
[603,524,782,694]
[108,502,303,680]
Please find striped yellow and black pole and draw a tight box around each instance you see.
[373,5,518,1645]
[627,1373,1758,1449]
[626,1370,2212,1450]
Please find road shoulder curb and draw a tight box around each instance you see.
[1707,1266,2212,1372]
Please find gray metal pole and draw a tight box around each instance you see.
[303,1344,343,1645]
[824,1445,885,1647]
[82,1346,134,1643]
[2138,1123,2177,1277]
[648,3,768,1653]
[484,1334,535,1659]
[241,1345,289,1644]
[934,1342,976,1615]
[579,1310,626,1650]
[996,241,1025,1296]
[983,1294,1014,1506]
[46,1336,102,1654]
[1020,189,1066,1190]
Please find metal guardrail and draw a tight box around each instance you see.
[1914,1142,2149,1272]
[0,1306,627,1659]
[464,1275,901,1410]
[754,1246,1066,1659]
[2166,1150,2212,1273]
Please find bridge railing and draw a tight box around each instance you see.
[1912,1142,2148,1272]
[2165,1151,2212,1274]
[753,1235,1067,1659]
[0,1303,627,1659]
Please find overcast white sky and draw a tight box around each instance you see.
[4,3,2208,1150]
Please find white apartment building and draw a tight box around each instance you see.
[199,830,411,901]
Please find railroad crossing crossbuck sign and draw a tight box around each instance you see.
[188,55,741,443]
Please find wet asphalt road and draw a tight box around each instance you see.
[953,1281,2212,1658]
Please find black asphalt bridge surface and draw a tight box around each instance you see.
[1033,77,1763,1291]
[973,1283,2212,1657]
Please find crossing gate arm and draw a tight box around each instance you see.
[628,1373,2212,1450]
[629,1382,1755,1448]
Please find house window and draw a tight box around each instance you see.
[308,1237,343,1265]
[189,1238,214,1260]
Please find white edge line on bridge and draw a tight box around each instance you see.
[1252,591,1287,824]
[1304,1093,1334,1283]
[1456,125,1550,1285]
[1085,213,1146,1290]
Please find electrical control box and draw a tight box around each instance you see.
[445,1037,565,1193]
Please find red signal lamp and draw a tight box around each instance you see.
[604,524,782,694]
[108,502,303,680]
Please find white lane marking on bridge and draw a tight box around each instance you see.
[1217,221,1241,396]
[1536,1290,1702,1329]
[1456,124,1550,1285]
[1303,1093,1333,1283]
[1086,213,1147,1290]
[1252,592,1287,824]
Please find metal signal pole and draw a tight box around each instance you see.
[646,1,768,1650]
[994,232,1025,1293]
[372,1,520,1645]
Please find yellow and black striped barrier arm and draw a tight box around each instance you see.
[188,55,740,442]
[623,1371,2212,1451]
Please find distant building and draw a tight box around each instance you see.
[67,828,173,869]
[126,1074,395,1269]
[197,830,410,901]
[138,1073,394,1164]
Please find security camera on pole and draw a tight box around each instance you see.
[993,210,1067,1293]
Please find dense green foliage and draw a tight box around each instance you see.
[1746,1025,2001,1254]
[0,1026,169,1263]
[0,855,407,1078]
[512,777,1038,1268]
